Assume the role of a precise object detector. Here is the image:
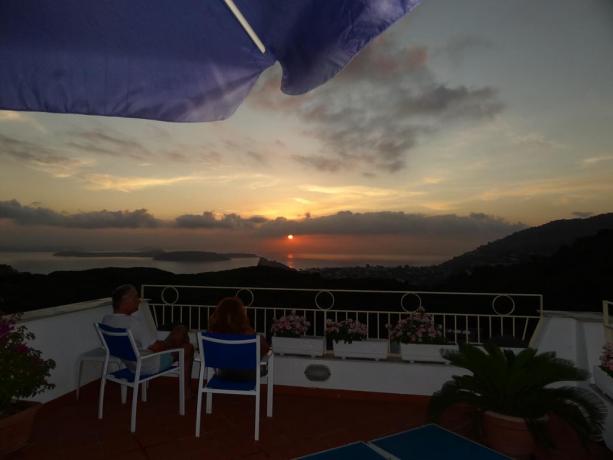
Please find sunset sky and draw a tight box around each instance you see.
[1,0,612,264]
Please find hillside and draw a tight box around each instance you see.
[440,229,613,310]
[439,213,613,272]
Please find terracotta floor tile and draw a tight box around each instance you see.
[8,379,613,460]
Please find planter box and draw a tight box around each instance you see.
[594,365,613,400]
[400,343,457,363]
[272,336,325,357]
[0,401,41,457]
[333,339,388,361]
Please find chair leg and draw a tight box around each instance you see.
[205,368,213,414]
[98,376,106,419]
[178,351,185,416]
[75,359,84,400]
[195,390,204,438]
[121,383,127,404]
[267,358,274,417]
[130,381,140,433]
[255,391,260,441]
[141,381,148,402]
[206,392,212,414]
[195,364,206,437]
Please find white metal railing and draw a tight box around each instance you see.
[141,285,543,347]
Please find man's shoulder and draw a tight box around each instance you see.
[102,313,132,328]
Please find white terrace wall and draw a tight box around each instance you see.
[530,310,605,384]
[20,298,113,403]
[18,303,608,400]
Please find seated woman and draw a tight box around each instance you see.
[208,296,270,380]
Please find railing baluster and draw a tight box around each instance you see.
[152,305,159,327]
[454,315,458,344]
[477,316,481,344]
[464,315,469,343]
[443,315,447,342]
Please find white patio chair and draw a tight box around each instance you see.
[195,331,274,440]
[75,347,123,400]
[95,323,185,432]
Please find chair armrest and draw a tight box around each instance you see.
[260,349,273,365]
[140,348,184,361]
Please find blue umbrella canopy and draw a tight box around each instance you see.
[0,0,420,122]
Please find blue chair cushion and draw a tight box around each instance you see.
[111,362,176,382]
[206,375,256,392]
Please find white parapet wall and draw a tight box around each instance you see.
[274,354,468,395]
[18,304,610,404]
[20,298,114,403]
[531,310,605,382]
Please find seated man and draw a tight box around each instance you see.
[102,284,194,398]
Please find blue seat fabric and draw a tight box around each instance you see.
[202,332,258,370]
[98,323,138,361]
[206,375,256,392]
[111,365,175,383]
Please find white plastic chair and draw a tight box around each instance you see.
[195,331,274,440]
[95,323,185,432]
[75,347,123,400]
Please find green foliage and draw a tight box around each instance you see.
[428,343,605,446]
[0,314,55,415]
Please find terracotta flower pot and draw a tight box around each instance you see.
[482,411,539,460]
[0,401,42,456]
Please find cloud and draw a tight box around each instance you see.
[0,111,28,122]
[174,212,264,229]
[436,35,493,64]
[0,133,90,177]
[248,38,503,173]
[81,174,197,192]
[255,211,525,238]
[0,200,525,243]
[300,184,399,198]
[572,211,594,218]
[66,129,151,161]
[582,155,613,166]
[0,111,46,131]
[0,200,160,228]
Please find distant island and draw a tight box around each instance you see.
[54,250,258,262]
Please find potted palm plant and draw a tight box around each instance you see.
[271,311,325,357]
[0,314,55,456]
[428,343,605,460]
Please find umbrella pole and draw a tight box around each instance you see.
[222,0,266,54]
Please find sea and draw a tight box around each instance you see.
[0,251,440,275]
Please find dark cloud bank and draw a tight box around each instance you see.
[0,200,524,239]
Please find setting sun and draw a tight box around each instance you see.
[287,234,294,240]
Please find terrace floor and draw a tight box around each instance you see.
[7,379,613,460]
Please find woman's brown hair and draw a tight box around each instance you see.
[209,297,253,334]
